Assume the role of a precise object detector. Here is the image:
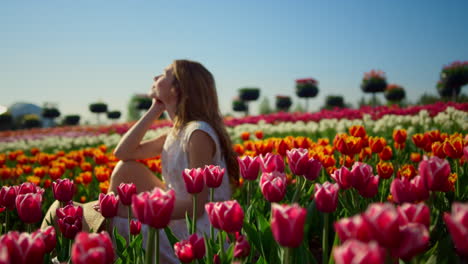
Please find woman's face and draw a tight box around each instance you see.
[151,65,179,106]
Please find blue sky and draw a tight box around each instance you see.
[1,0,467,123]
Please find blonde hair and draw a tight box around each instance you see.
[171,59,239,184]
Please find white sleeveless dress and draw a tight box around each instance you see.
[112,121,232,263]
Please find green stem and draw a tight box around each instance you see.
[5,210,9,234]
[246,180,251,206]
[192,194,198,234]
[455,161,459,198]
[283,247,291,264]
[146,228,156,264]
[69,238,72,262]
[210,188,215,239]
[27,223,32,233]
[128,206,132,245]
[322,213,330,264]
[218,230,225,260]
[155,229,160,264]
[291,176,302,203]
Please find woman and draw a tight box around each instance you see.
[109,59,239,263]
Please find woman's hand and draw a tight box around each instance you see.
[149,97,166,113]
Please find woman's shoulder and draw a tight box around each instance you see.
[182,120,219,144]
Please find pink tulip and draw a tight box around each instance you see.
[234,234,251,258]
[397,203,430,229]
[117,183,136,206]
[304,158,322,181]
[0,231,46,264]
[260,153,285,173]
[188,233,206,260]
[130,220,141,235]
[32,226,56,253]
[392,223,429,261]
[463,146,468,161]
[390,176,429,204]
[443,202,468,256]
[205,200,244,233]
[237,156,260,180]
[52,179,75,203]
[17,182,44,196]
[213,254,220,264]
[182,168,205,194]
[98,193,119,218]
[174,240,194,263]
[330,166,352,189]
[0,244,10,264]
[56,203,83,239]
[15,193,42,224]
[203,165,225,188]
[259,171,287,202]
[132,188,175,229]
[363,203,401,248]
[334,215,374,243]
[271,203,306,248]
[71,231,114,264]
[0,186,18,210]
[333,240,385,264]
[419,156,452,192]
[286,148,309,175]
[357,174,379,198]
[350,162,373,189]
[314,182,340,213]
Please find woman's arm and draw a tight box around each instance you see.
[113,99,167,161]
[171,130,215,219]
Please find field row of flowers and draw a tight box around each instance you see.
[0,102,468,263]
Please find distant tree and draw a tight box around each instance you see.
[275,95,292,112]
[63,115,80,126]
[21,114,41,129]
[325,95,345,109]
[239,87,260,116]
[384,84,406,105]
[0,112,13,131]
[295,78,319,112]
[42,107,61,127]
[107,110,121,120]
[232,97,248,116]
[258,97,273,115]
[361,70,387,107]
[438,61,468,101]
[89,102,108,124]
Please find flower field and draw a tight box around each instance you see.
[1,102,468,263]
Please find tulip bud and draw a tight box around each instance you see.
[314,182,339,213]
[71,231,114,264]
[32,226,56,253]
[238,156,260,180]
[174,240,194,263]
[57,204,83,239]
[205,200,244,233]
[259,171,287,203]
[188,233,206,259]
[117,183,136,206]
[260,153,285,173]
[52,179,75,203]
[98,193,119,218]
[330,166,351,189]
[15,193,42,224]
[203,165,225,188]
[419,156,451,192]
[334,215,374,243]
[132,188,175,229]
[182,168,205,194]
[286,148,309,176]
[363,203,400,248]
[443,202,468,256]
[392,223,429,261]
[333,240,385,264]
[271,203,306,248]
[397,203,430,229]
[304,158,322,181]
[130,220,141,235]
[0,186,18,210]
[234,234,251,258]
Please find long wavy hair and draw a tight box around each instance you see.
[170,59,239,184]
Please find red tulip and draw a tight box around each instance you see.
[203,165,225,188]
[419,156,452,192]
[234,234,251,258]
[393,129,407,144]
[15,193,42,224]
[314,182,339,213]
[286,148,309,175]
[130,220,141,235]
[260,153,285,173]
[390,176,429,204]
[304,158,322,181]
[330,166,352,189]
[271,203,306,248]
[0,231,46,264]
[32,226,56,253]
[98,193,119,218]
[188,233,206,259]
[117,183,136,206]
[378,146,393,160]
[71,231,114,264]
[368,136,386,153]
[333,240,385,264]
[443,137,464,159]
[259,171,287,203]
[443,202,468,256]
[363,203,401,248]
[237,156,260,180]
[182,168,205,194]
[132,188,175,229]
[392,223,429,261]
[205,200,244,233]
[397,203,430,229]
[56,203,83,239]
[174,240,194,263]
[334,215,374,243]
[376,161,394,179]
[0,186,18,210]
[52,178,75,203]
[463,146,468,161]
[213,254,220,264]
[17,182,44,196]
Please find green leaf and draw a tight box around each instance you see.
[185,211,193,235]
[113,227,128,259]
[243,221,263,257]
[203,233,214,264]
[163,226,179,248]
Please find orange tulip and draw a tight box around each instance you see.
[379,146,393,161]
[0,167,12,180]
[317,138,330,146]
[255,130,263,140]
[393,129,407,144]
[393,142,406,150]
[397,164,417,179]
[443,137,464,159]
[233,144,245,156]
[80,162,93,172]
[49,167,64,181]
[16,155,29,165]
[95,166,111,182]
[99,181,109,194]
[240,132,250,141]
[81,171,93,185]
[426,130,442,143]
[0,154,5,166]
[26,176,41,186]
[349,125,367,138]
[377,161,394,179]
[33,167,47,178]
[412,133,431,151]
[359,147,372,161]
[432,141,446,159]
[368,136,386,153]
[30,147,40,156]
[22,164,32,174]
[410,153,422,163]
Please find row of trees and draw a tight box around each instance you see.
[231,60,467,116]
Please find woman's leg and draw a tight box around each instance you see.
[108,160,165,218]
